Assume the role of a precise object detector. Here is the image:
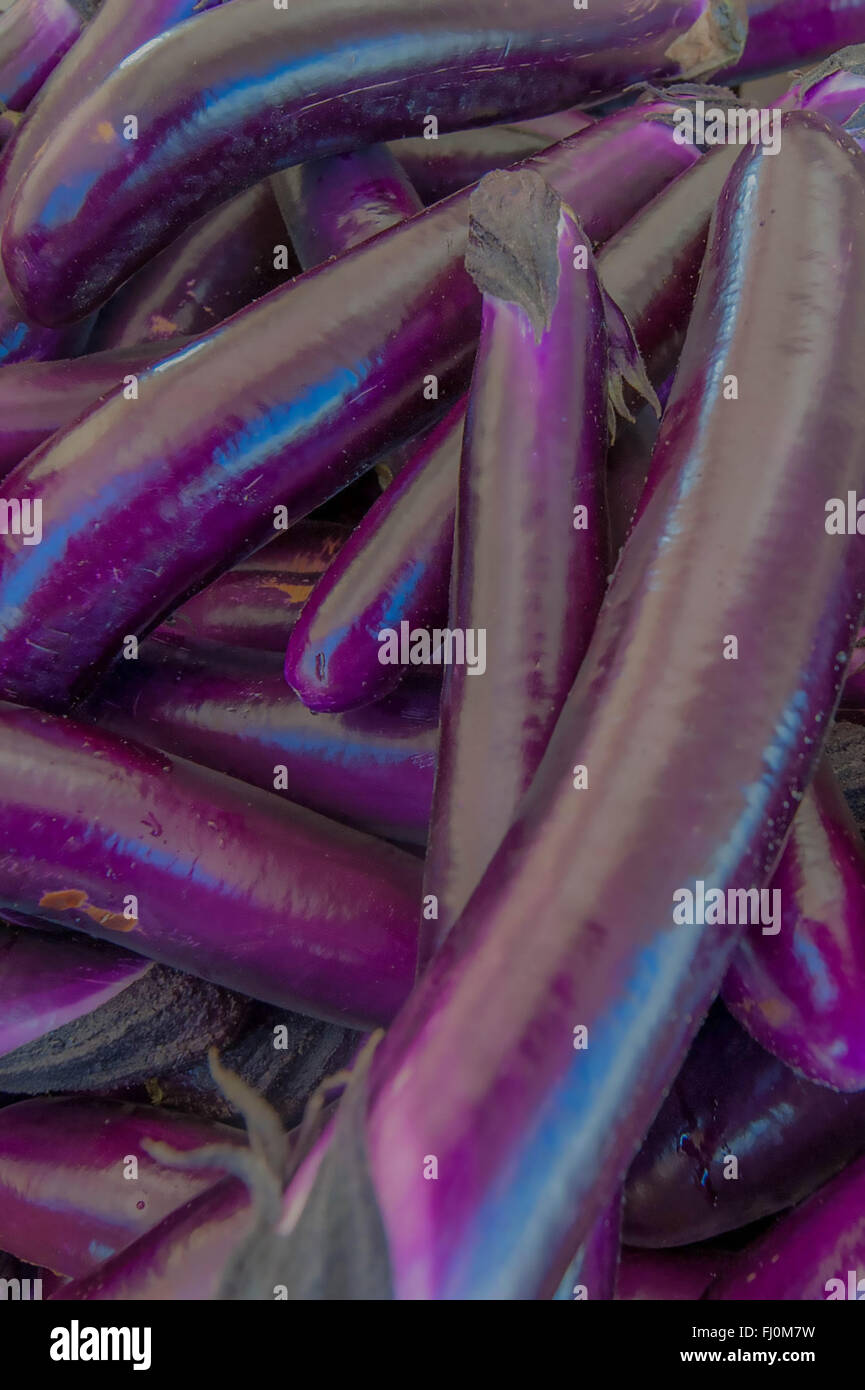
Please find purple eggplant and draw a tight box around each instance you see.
[274,145,422,271]
[722,761,865,1092]
[0,920,150,1059]
[54,1175,253,1299]
[154,521,349,654]
[89,180,298,351]
[553,1194,622,1302]
[709,1152,865,1300]
[616,1248,730,1301]
[0,0,226,363]
[0,337,188,478]
[275,111,865,1301]
[0,0,87,111]
[783,44,865,126]
[388,110,594,205]
[0,1097,244,1277]
[421,170,637,959]
[0,101,695,716]
[284,104,698,716]
[0,0,748,324]
[0,703,421,1027]
[83,642,438,847]
[624,1003,865,1248]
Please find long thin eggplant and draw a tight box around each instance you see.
[154,522,349,654]
[0,0,746,323]
[274,145,422,271]
[388,110,594,205]
[0,102,695,716]
[0,0,86,111]
[421,170,626,959]
[0,337,188,477]
[709,1152,865,1300]
[722,762,865,1092]
[623,1003,865,1248]
[552,1194,622,1302]
[274,112,865,1301]
[0,0,226,363]
[284,105,698,716]
[0,704,421,1028]
[0,1097,244,1277]
[0,920,150,1058]
[89,180,299,351]
[84,643,438,847]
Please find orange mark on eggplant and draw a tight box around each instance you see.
[38,889,137,931]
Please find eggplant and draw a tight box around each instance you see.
[624,1003,865,1248]
[0,0,225,363]
[0,101,695,716]
[89,181,299,351]
[388,110,594,205]
[709,1152,865,1300]
[84,643,438,847]
[783,42,865,126]
[553,1194,622,1302]
[0,954,249,1095]
[284,103,698,716]
[616,1248,730,1301]
[54,1175,253,1300]
[722,761,865,1092]
[274,145,422,271]
[0,919,150,1059]
[0,338,188,478]
[274,111,865,1301]
[0,1097,245,1277]
[154,522,350,654]
[0,703,421,1028]
[0,0,86,111]
[421,170,631,959]
[1,0,747,323]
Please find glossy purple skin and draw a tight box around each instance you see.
[1,0,737,324]
[715,0,865,85]
[422,182,611,958]
[89,179,298,350]
[286,402,464,713]
[598,141,742,390]
[274,145,422,270]
[0,0,225,363]
[616,1248,729,1301]
[783,46,865,127]
[0,0,82,111]
[0,337,188,478]
[389,110,594,205]
[0,703,421,1027]
[84,643,439,847]
[54,1175,252,1300]
[723,761,865,1091]
[710,1152,865,1300]
[154,520,349,653]
[346,115,865,1300]
[284,105,698,715]
[0,103,693,716]
[624,1004,865,1248]
[553,1193,622,1301]
[0,1097,244,1277]
[0,921,150,1059]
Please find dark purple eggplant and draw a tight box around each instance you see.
[0,101,695,715]
[1,0,746,323]
[275,111,865,1301]
[0,703,421,1028]
[624,1003,865,1248]
[83,642,438,847]
[0,0,86,112]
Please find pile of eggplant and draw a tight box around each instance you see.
[1,0,865,1303]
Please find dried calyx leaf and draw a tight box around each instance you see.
[218,1031,393,1301]
[467,169,562,343]
[602,287,661,446]
[797,45,865,99]
[843,104,865,141]
[666,0,749,80]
